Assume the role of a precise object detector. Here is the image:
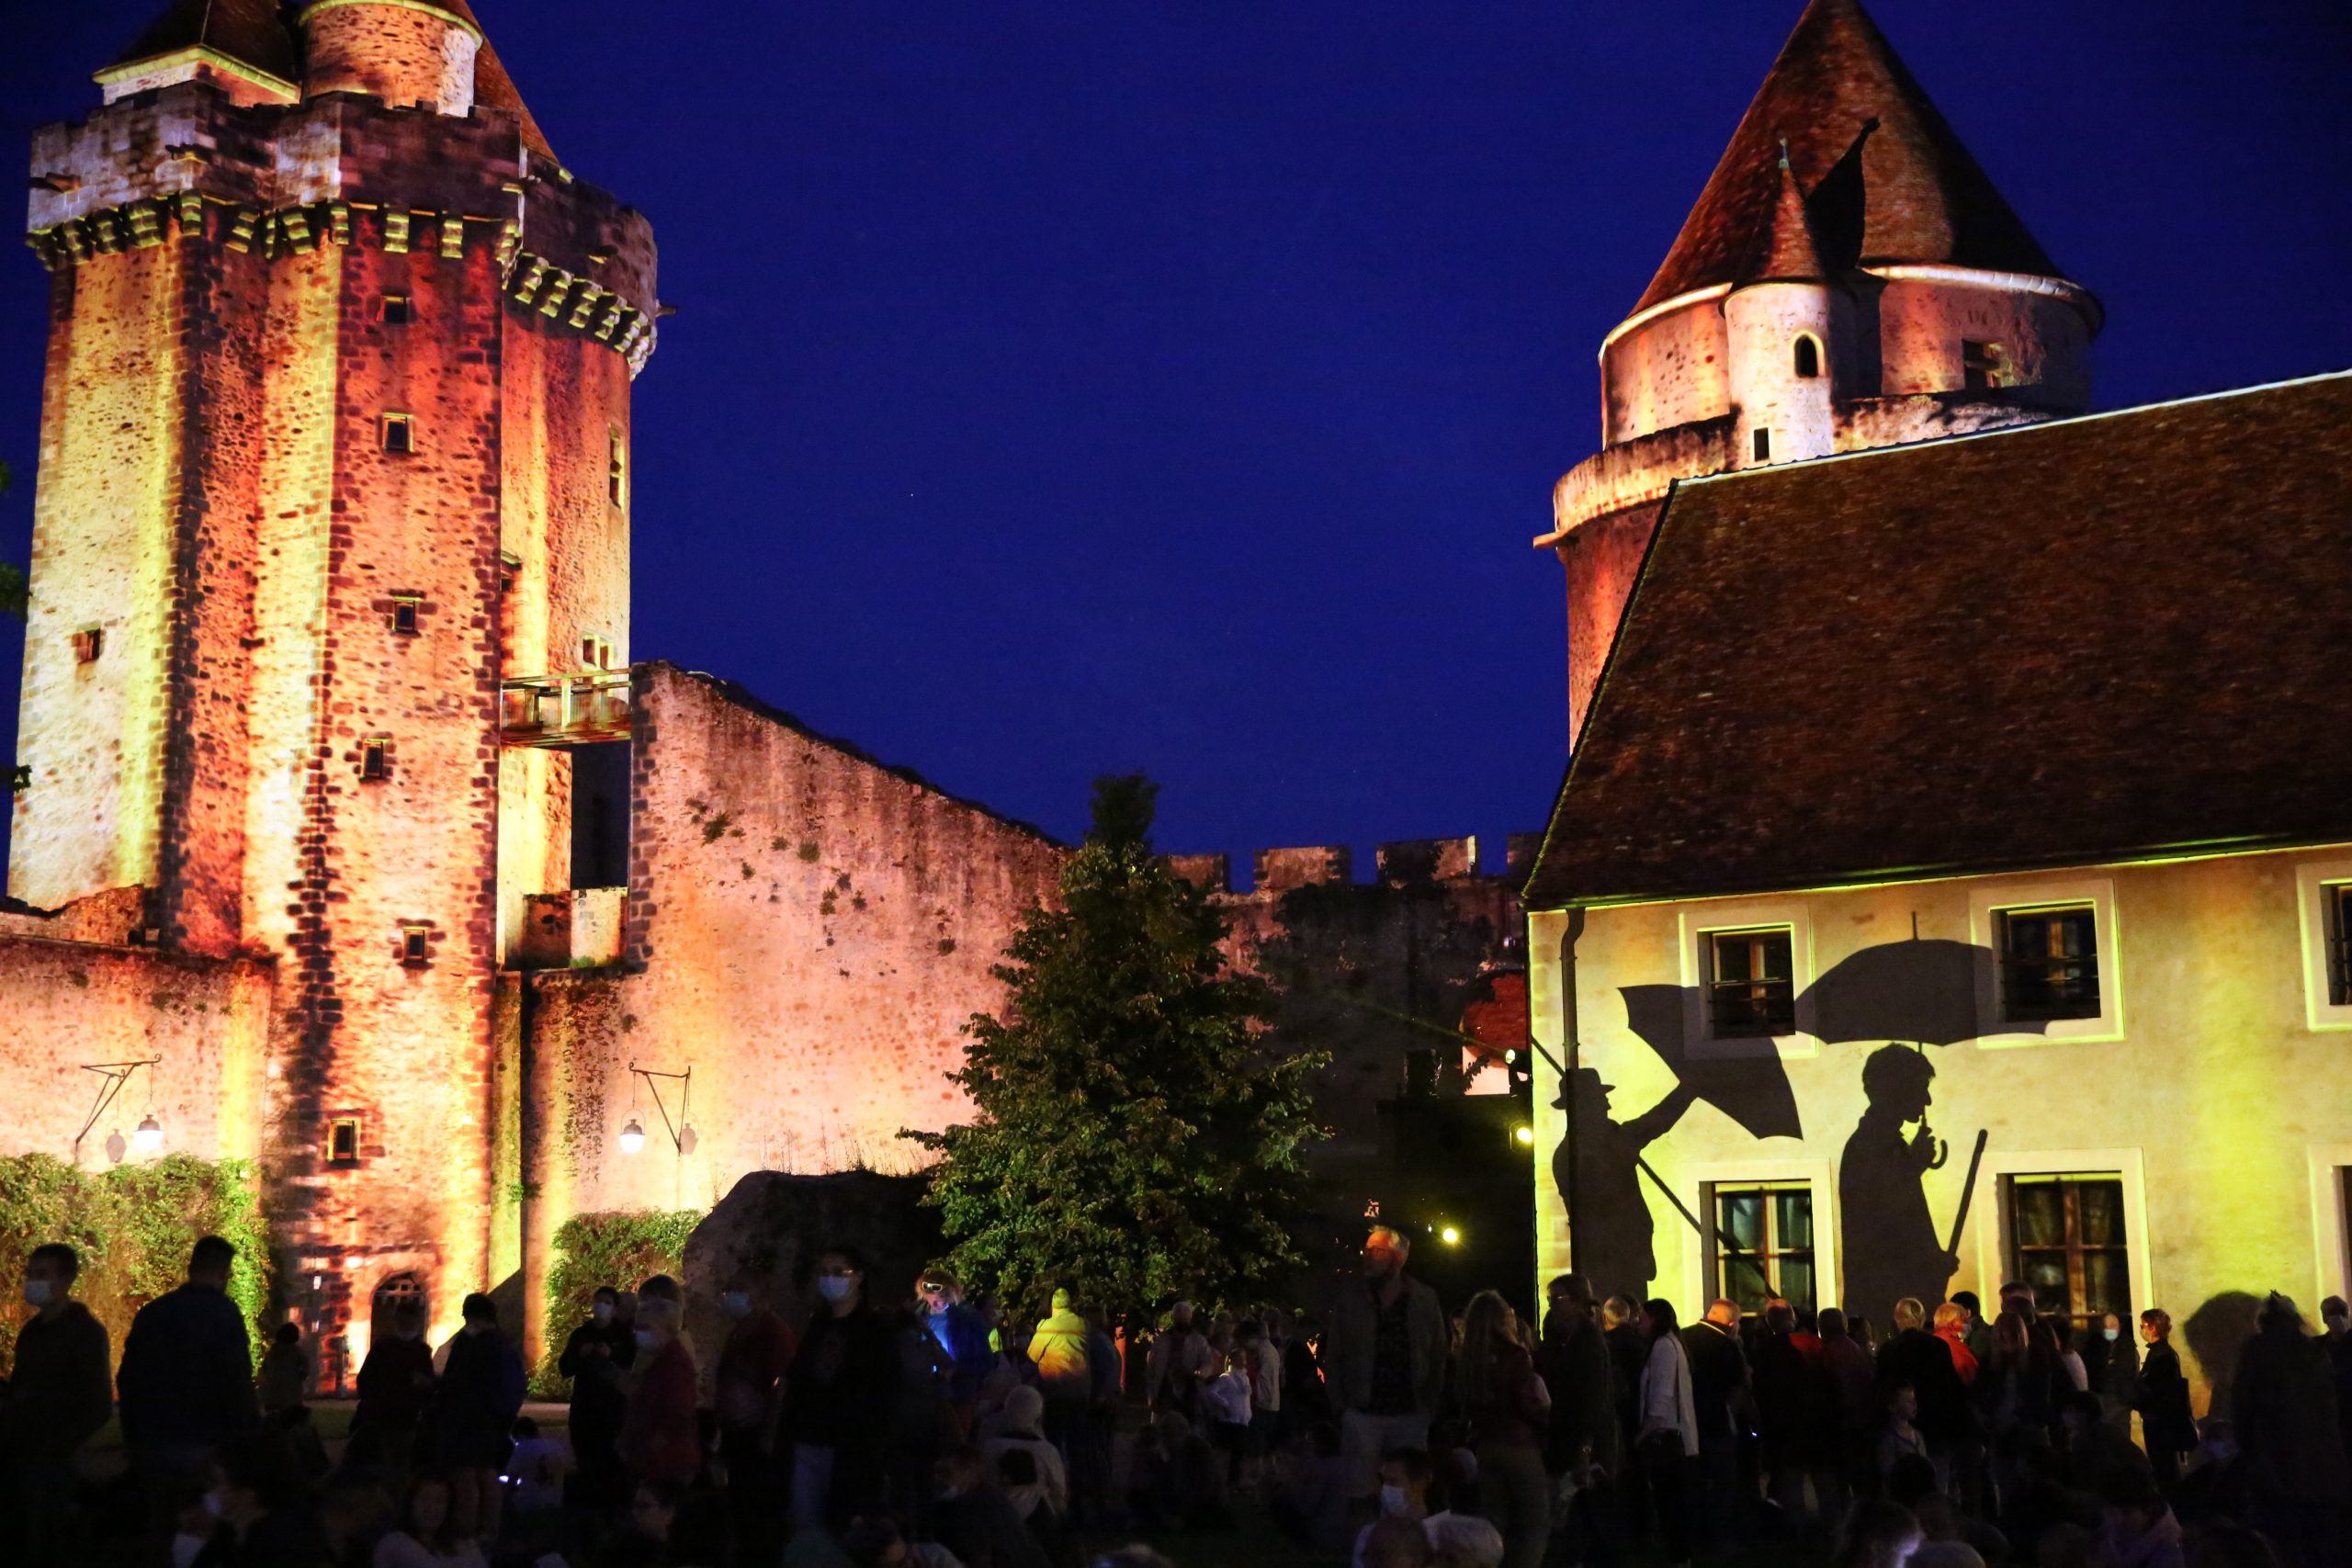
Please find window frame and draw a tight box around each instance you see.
[1705,926,1798,1039]
[1969,878,2122,1046]
[1679,899,1817,1060]
[1969,1146,2150,1324]
[2003,1172,2132,1322]
[328,1117,362,1166]
[358,737,390,782]
[1995,903,2102,1023]
[1752,427,1772,462]
[71,626,103,665]
[1708,1179,1818,1316]
[1792,334,1822,379]
[380,412,414,455]
[608,430,628,509]
[2296,857,2352,1030]
[390,595,422,636]
[1962,339,2008,390]
[399,925,431,967]
[380,293,413,326]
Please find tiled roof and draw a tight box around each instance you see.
[1635,0,2062,312]
[108,0,300,83]
[435,0,556,161]
[1522,372,2352,909]
[1736,153,1825,285]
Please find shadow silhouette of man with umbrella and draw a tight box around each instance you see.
[1839,1045,1962,1325]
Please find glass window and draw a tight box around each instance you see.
[1997,905,2100,1021]
[1708,927,1795,1036]
[1713,1182,1815,1315]
[2328,885,2352,1008]
[2007,1173,2130,1319]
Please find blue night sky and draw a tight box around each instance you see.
[4,1,2348,876]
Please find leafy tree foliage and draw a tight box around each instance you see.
[907,774,1326,1319]
[535,1207,703,1393]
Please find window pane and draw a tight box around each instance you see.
[2077,1180,2125,1247]
[2013,1182,2064,1247]
[2025,1259,2068,1314]
[2082,1251,2129,1320]
[1722,1256,1772,1315]
[1779,1258,1815,1315]
[1714,936,1754,985]
[2053,910,2097,958]
[1720,1193,1763,1252]
[1756,932,1791,981]
[1776,1191,1814,1249]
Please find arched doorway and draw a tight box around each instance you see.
[371,1271,427,1348]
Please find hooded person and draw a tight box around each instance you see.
[982,1384,1070,1521]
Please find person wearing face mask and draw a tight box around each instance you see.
[186,1428,322,1567]
[2088,1310,2141,1439]
[428,1293,525,1542]
[354,1299,436,1500]
[1349,1447,1504,1568]
[558,1284,636,1518]
[786,1245,903,1534]
[619,1295,701,1493]
[715,1269,793,1559]
[3,1242,113,1561]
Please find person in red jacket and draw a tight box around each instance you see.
[620,1297,700,1487]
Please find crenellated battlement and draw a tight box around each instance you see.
[26,78,657,370]
[1170,833,1547,897]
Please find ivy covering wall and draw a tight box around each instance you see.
[533,1207,703,1393]
[0,1153,271,1369]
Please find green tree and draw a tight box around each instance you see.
[906,774,1326,1320]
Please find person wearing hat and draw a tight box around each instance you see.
[1032,1288,1095,1475]
[1551,1066,1695,1303]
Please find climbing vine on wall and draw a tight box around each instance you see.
[0,1153,271,1369]
[533,1207,703,1393]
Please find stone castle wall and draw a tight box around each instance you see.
[500,662,1069,1362]
[0,916,274,1171]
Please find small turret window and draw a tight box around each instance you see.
[1792,335,1821,378]
[1963,340,2008,390]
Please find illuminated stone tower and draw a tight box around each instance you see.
[13,0,655,1331]
[1541,0,2099,737]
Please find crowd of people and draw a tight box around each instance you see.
[4,1227,2351,1568]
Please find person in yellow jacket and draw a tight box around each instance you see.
[1030,1288,1094,1465]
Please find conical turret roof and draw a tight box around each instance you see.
[1735,148,1826,286]
[432,0,557,161]
[1634,0,2062,313]
[107,0,300,85]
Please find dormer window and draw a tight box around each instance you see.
[1792,335,1821,378]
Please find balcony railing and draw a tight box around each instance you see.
[499,670,633,748]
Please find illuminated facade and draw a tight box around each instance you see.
[1521,348,2352,1404]
[1523,6,2352,1401]
[3,1,1065,1370]
[1541,0,2102,738]
[1522,0,2352,1412]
